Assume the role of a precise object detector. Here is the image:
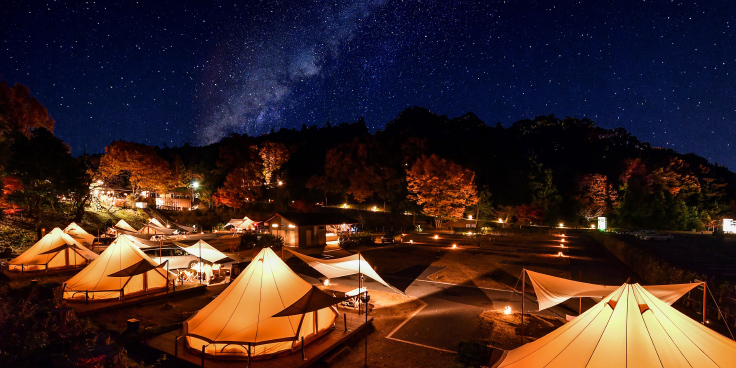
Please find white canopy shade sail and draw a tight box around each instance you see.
[287,249,403,294]
[526,270,701,311]
[182,240,230,263]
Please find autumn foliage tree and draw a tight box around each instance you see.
[406,154,478,229]
[0,79,55,138]
[574,173,617,222]
[259,141,290,186]
[98,141,175,195]
[212,164,263,208]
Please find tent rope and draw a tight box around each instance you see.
[706,284,735,340]
[505,270,523,305]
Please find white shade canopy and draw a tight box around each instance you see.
[113,219,137,232]
[493,283,736,368]
[526,270,701,311]
[182,240,230,263]
[287,249,402,294]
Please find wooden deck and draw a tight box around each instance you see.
[147,313,373,368]
[70,284,207,316]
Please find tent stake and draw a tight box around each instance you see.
[520,269,525,345]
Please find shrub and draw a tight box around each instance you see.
[339,232,374,249]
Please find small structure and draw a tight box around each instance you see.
[63,235,169,301]
[181,240,231,264]
[63,222,96,247]
[155,192,192,211]
[492,282,736,367]
[266,212,358,248]
[182,247,340,360]
[8,228,98,272]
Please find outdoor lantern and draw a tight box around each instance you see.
[503,306,512,315]
[434,235,439,240]
[452,244,457,249]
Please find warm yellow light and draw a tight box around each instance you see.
[498,218,503,223]
[342,203,348,209]
[288,224,295,228]
[559,223,564,228]
[557,251,564,257]
[434,235,439,240]
[409,240,414,244]
[452,244,457,249]
[323,279,330,286]
[561,238,566,242]
[468,215,473,220]
[272,223,279,228]
[277,180,283,186]
[503,306,512,315]
[590,224,596,229]
[372,206,377,211]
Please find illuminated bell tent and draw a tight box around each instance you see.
[62,235,169,301]
[182,247,339,360]
[63,222,96,247]
[492,283,736,368]
[8,228,98,272]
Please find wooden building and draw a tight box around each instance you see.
[266,212,358,248]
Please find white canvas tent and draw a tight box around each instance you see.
[493,283,736,368]
[63,235,169,301]
[183,248,338,360]
[8,228,98,272]
[63,222,96,246]
[149,217,165,228]
[111,219,138,234]
[287,249,402,294]
[181,240,231,263]
[224,216,257,230]
[526,270,701,311]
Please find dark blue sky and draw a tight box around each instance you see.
[2,1,735,168]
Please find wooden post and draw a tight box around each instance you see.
[520,269,525,345]
[703,282,707,324]
[344,313,348,331]
[301,336,306,360]
[201,345,205,367]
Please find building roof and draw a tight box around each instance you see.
[271,212,358,226]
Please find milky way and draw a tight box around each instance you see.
[1,1,735,169]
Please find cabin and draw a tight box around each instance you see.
[266,212,358,248]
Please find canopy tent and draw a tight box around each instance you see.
[112,219,137,233]
[224,216,257,230]
[183,248,338,360]
[180,240,232,264]
[63,222,96,246]
[273,285,351,317]
[526,270,701,311]
[287,249,402,294]
[8,228,98,272]
[63,235,169,301]
[492,283,736,368]
[139,224,176,235]
[125,235,153,248]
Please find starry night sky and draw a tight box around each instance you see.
[1,1,735,168]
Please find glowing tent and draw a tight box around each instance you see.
[181,240,231,264]
[63,222,96,247]
[526,270,701,311]
[112,219,137,233]
[492,283,736,368]
[183,248,339,360]
[225,216,257,230]
[287,249,402,294]
[8,228,98,272]
[149,218,165,228]
[62,235,169,301]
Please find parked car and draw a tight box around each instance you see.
[142,246,202,269]
[380,231,400,244]
[640,233,673,241]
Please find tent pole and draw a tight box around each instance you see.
[703,282,707,324]
[521,268,525,345]
[358,251,362,316]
